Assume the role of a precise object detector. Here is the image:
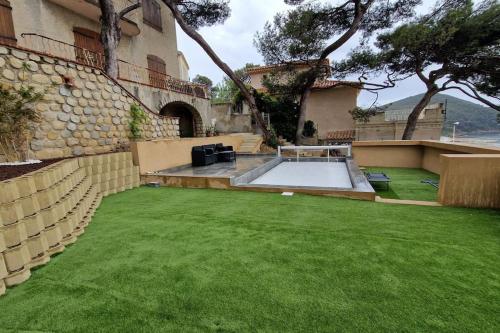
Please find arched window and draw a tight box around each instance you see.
[147,55,166,88]
[0,0,16,46]
[73,27,104,68]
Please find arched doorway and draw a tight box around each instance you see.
[160,102,203,138]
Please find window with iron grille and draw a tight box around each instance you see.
[147,55,167,88]
[143,0,162,31]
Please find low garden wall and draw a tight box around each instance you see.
[0,152,140,297]
[438,154,500,209]
[352,140,500,208]
[130,136,245,174]
[0,45,179,161]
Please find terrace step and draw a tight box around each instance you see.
[235,134,263,154]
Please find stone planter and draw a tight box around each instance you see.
[0,180,20,204]
[110,170,118,180]
[14,177,37,198]
[0,232,5,253]
[2,221,28,248]
[27,233,50,268]
[57,215,74,239]
[4,267,31,287]
[35,188,58,210]
[0,254,8,280]
[0,201,24,226]
[44,225,64,255]
[22,213,45,238]
[4,242,31,273]
[18,195,41,218]
[301,136,319,145]
[32,171,53,191]
[0,279,5,296]
[39,207,58,228]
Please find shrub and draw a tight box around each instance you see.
[129,104,148,139]
[302,120,316,138]
[0,85,43,162]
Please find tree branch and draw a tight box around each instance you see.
[161,0,271,139]
[319,0,371,59]
[119,1,142,18]
[442,81,500,111]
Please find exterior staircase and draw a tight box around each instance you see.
[231,133,263,154]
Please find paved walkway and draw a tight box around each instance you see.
[375,196,442,207]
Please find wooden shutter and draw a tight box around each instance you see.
[0,0,16,46]
[143,0,162,31]
[73,27,104,68]
[147,55,166,88]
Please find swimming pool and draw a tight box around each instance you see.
[250,161,353,188]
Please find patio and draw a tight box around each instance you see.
[0,187,498,332]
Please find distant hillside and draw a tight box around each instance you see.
[383,93,499,134]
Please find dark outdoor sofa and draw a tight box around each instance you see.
[191,143,236,166]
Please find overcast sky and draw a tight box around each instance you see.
[176,0,492,107]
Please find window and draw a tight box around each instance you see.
[73,27,104,68]
[143,0,162,31]
[147,55,166,88]
[0,0,16,46]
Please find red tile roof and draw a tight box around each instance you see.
[326,130,356,141]
[246,59,330,74]
[313,80,363,89]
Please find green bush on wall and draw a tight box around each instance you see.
[0,85,43,161]
[129,104,148,139]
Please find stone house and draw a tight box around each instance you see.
[0,0,211,138]
[246,62,362,141]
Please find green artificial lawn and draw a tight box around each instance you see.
[366,167,440,201]
[0,187,499,333]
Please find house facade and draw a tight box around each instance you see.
[246,63,361,141]
[247,63,444,142]
[0,0,211,137]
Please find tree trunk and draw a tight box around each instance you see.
[295,2,367,144]
[161,0,271,141]
[401,89,439,140]
[295,86,312,143]
[99,0,121,79]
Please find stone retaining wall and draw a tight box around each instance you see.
[0,152,140,296]
[0,45,180,161]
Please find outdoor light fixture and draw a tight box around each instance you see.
[452,122,460,142]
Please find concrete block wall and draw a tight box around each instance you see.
[0,45,180,162]
[0,152,140,296]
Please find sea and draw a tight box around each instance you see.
[440,132,500,148]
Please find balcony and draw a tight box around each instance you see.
[47,0,140,36]
[19,33,209,99]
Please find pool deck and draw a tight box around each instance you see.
[154,155,274,178]
[141,155,376,201]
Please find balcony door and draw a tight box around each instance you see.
[147,55,167,88]
[0,0,16,46]
[73,27,104,68]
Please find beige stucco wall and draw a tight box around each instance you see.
[356,106,444,141]
[438,154,500,208]
[352,140,500,174]
[177,52,189,81]
[130,136,245,173]
[305,87,359,138]
[11,0,180,78]
[210,103,252,134]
